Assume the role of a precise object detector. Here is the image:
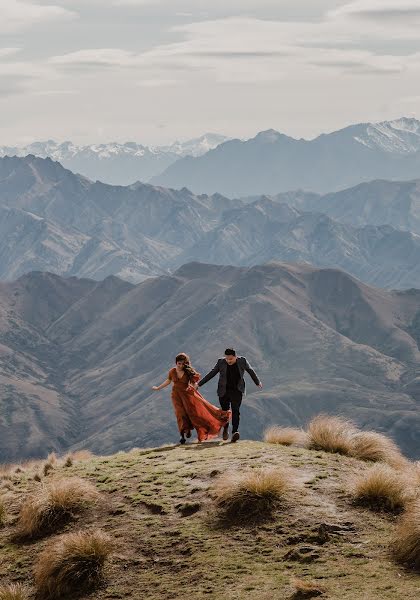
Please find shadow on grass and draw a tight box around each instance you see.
[136,444,179,456]
[181,441,226,451]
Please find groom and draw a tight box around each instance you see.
[196,348,262,443]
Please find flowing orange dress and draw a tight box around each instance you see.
[169,368,231,442]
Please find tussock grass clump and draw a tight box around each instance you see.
[350,431,407,467]
[213,467,293,523]
[18,478,99,539]
[0,496,6,526]
[34,529,112,599]
[0,465,14,480]
[72,450,93,462]
[307,415,356,455]
[63,455,73,468]
[0,583,29,600]
[47,453,58,465]
[43,463,54,477]
[393,498,420,571]
[264,426,307,447]
[352,464,413,513]
[291,577,325,598]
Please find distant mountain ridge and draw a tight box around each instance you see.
[0,155,242,282]
[0,133,229,186]
[152,117,420,196]
[3,155,420,290]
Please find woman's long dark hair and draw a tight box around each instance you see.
[175,352,197,382]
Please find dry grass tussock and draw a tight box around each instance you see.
[17,477,99,538]
[0,584,29,600]
[71,450,93,462]
[47,453,58,465]
[43,462,54,477]
[352,464,415,513]
[305,414,408,467]
[34,529,112,599]
[0,464,15,480]
[350,431,407,467]
[307,415,356,455]
[0,496,6,526]
[213,467,295,523]
[393,498,420,571]
[264,426,307,447]
[291,577,325,598]
[63,455,73,468]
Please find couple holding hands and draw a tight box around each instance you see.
[152,348,262,444]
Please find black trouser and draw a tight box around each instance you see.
[219,390,243,433]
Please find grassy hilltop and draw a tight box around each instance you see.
[1,421,420,599]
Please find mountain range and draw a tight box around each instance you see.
[0,133,229,186]
[4,118,420,194]
[3,155,420,290]
[152,118,420,196]
[1,262,420,462]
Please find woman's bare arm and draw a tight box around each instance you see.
[152,378,171,391]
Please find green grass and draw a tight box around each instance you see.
[0,441,419,599]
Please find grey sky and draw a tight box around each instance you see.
[1,0,420,145]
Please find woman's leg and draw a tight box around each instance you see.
[172,393,193,443]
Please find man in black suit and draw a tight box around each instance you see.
[196,348,262,443]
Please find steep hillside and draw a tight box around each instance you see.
[2,263,420,461]
[0,272,134,460]
[1,439,420,599]
[177,196,420,290]
[0,155,242,283]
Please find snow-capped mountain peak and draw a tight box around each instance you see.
[353,117,420,154]
[159,133,230,157]
[0,133,230,163]
[0,134,231,185]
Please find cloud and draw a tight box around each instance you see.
[49,49,139,69]
[0,49,60,98]
[112,0,156,4]
[3,0,420,145]
[0,48,22,59]
[311,60,403,76]
[111,0,282,7]
[0,74,32,96]
[123,16,412,83]
[310,50,405,75]
[330,1,420,22]
[136,78,179,87]
[0,0,76,33]
[48,11,420,85]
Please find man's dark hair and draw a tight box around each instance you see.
[224,348,236,356]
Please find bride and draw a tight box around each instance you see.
[152,352,231,444]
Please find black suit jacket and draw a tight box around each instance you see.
[198,356,260,397]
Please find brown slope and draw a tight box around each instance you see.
[2,263,420,460]
[0,272,131,460]
[59,262,420,458]
[2,442,420,600]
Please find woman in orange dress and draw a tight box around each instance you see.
[152,352,231,444]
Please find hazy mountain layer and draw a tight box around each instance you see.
[3,156,420,290]
[152,118,420,196]
[0,133,229,186]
